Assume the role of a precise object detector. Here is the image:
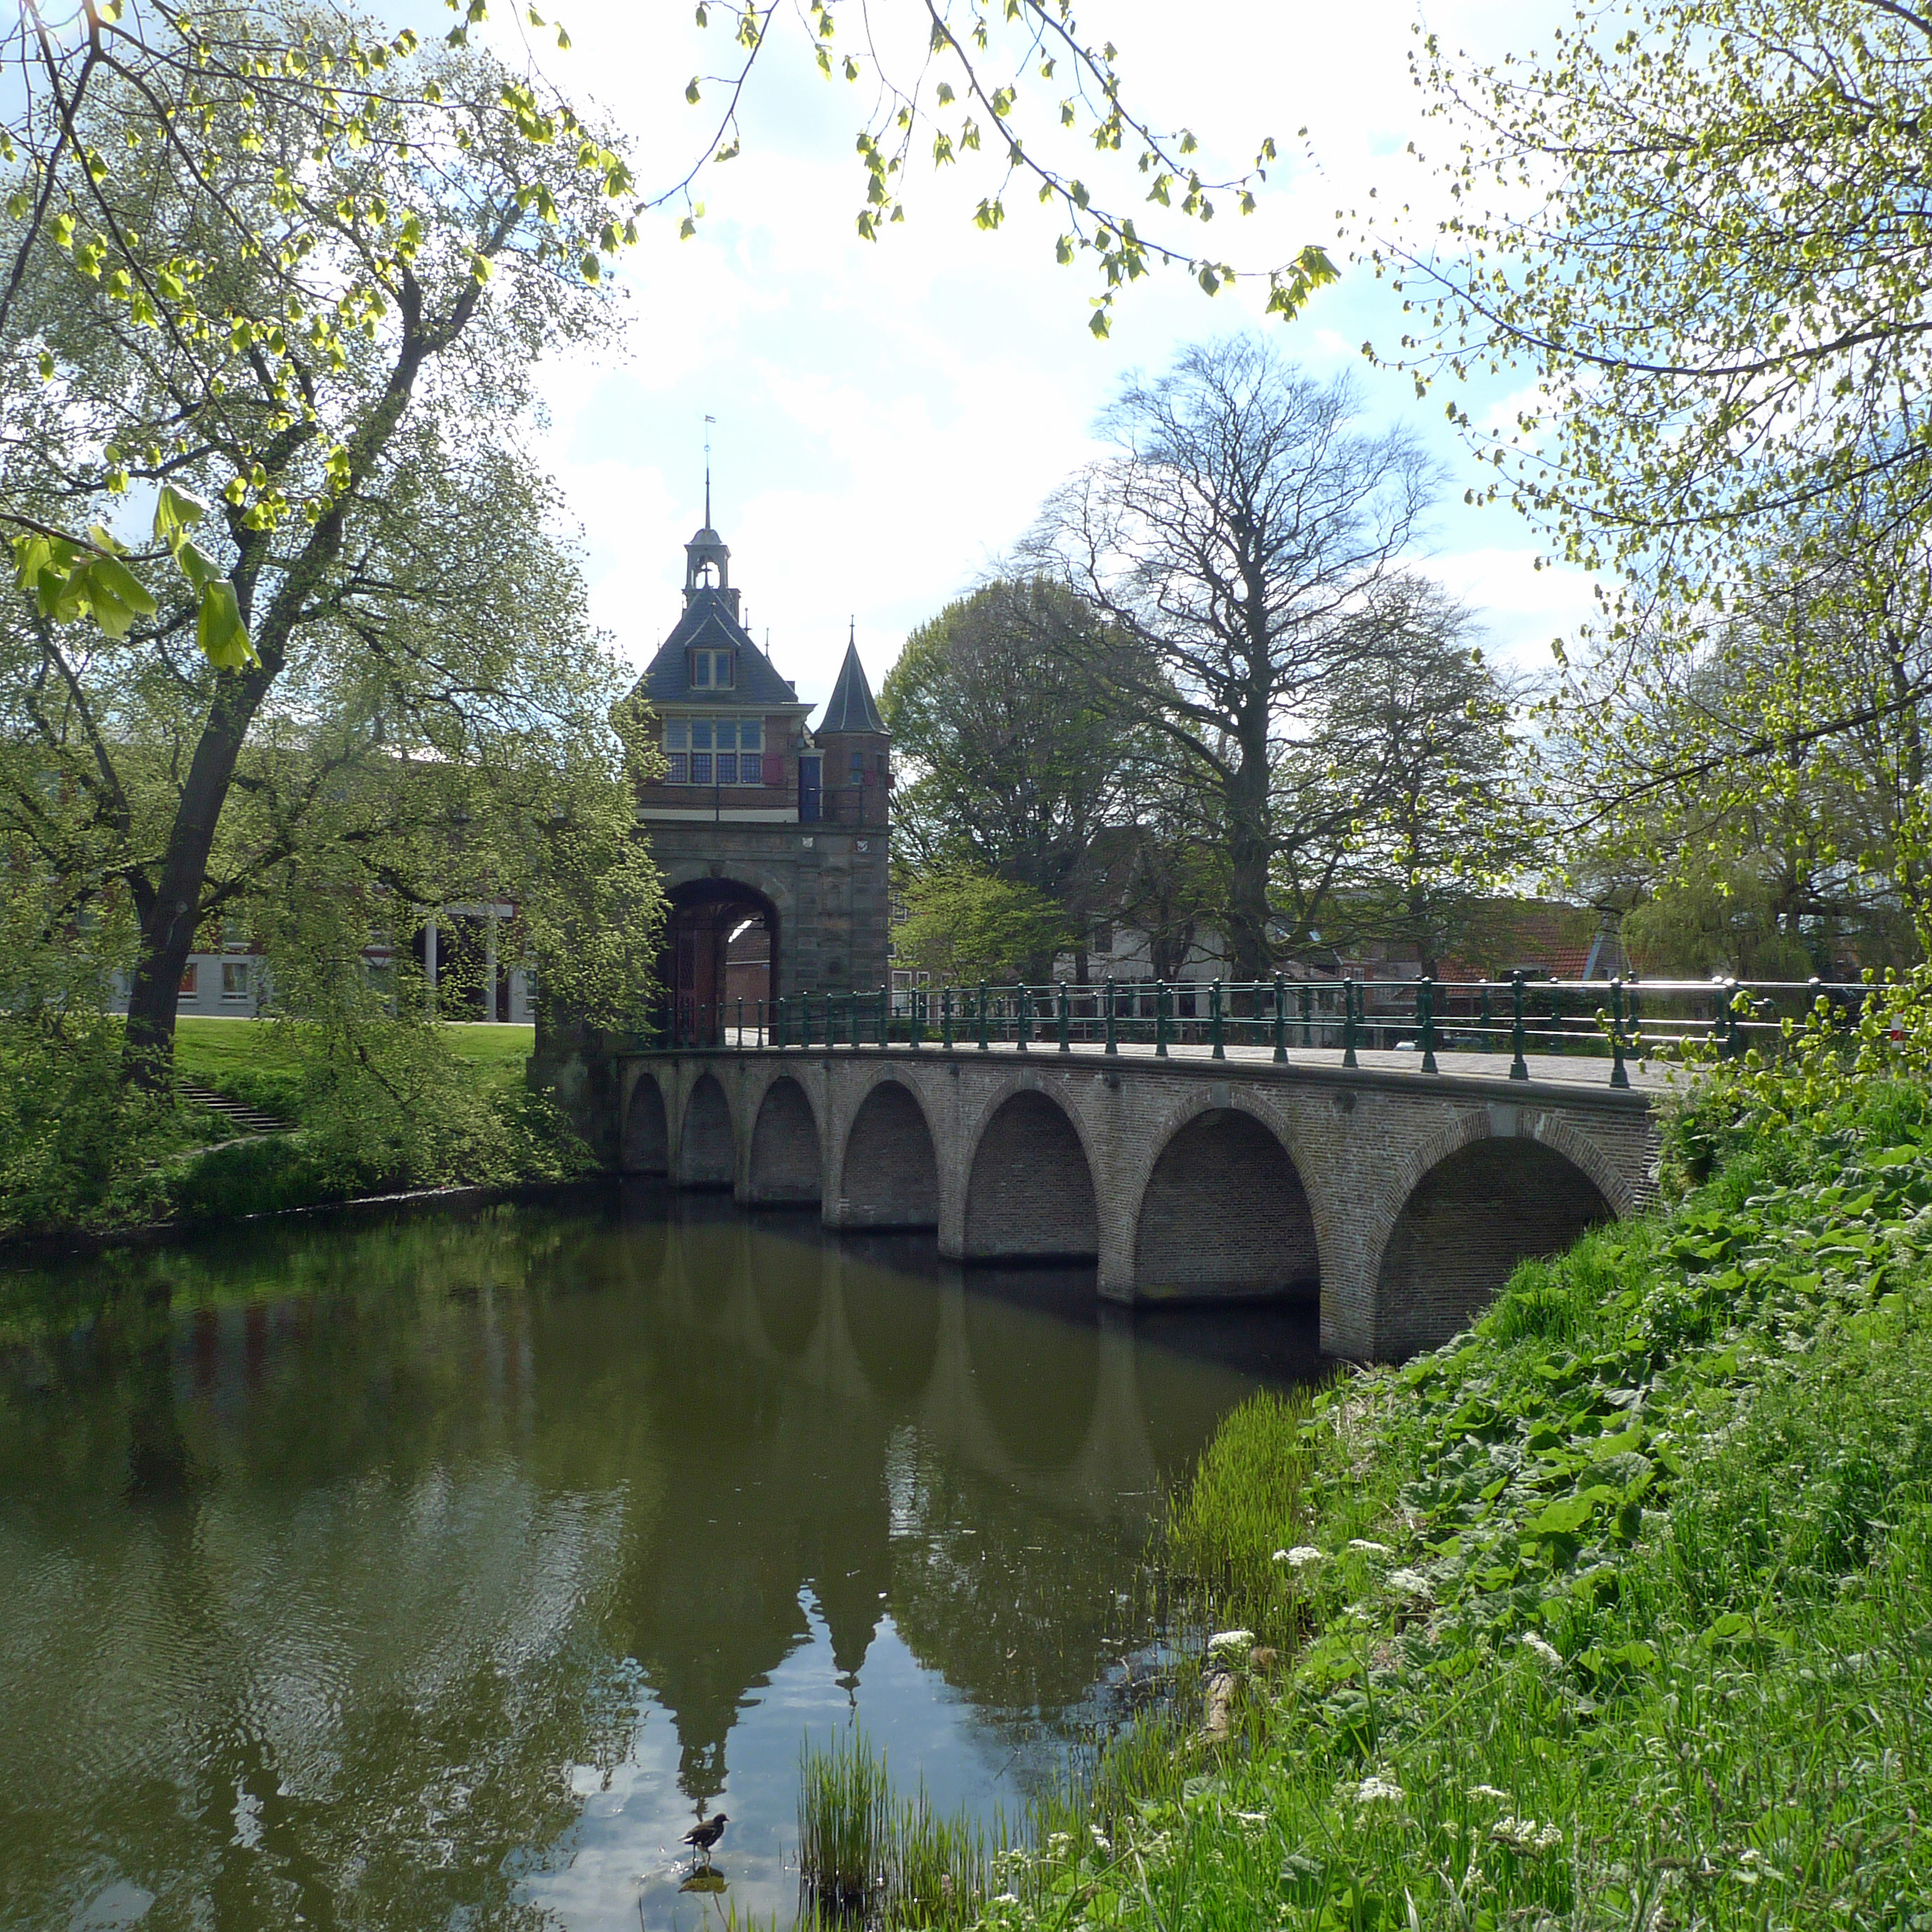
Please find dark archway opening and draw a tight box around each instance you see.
[679,1073,735,1188]
[748,1078,821,1204]
[1135,1109,1318,1301]
[839,1083,940,1229]
[622,1075,669,1175]
[1375,1137,1613,1360]
[964,1092,1098,1261]
[660,878,779,1046]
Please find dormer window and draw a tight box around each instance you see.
[691,648,734,689]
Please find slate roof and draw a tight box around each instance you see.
[819,639,886,735]
[637,588,804,708]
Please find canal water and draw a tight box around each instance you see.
[0,1188,1320,1931]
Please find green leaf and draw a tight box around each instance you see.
[153,483,208,543]
[196,578,254,669]
[1528,1494,1594,1536]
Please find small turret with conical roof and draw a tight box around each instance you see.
[815,624,890,827]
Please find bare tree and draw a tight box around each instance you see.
[1024,338,1438,980]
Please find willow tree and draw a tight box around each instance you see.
[1393,0,1932,917]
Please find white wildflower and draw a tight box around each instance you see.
[1355,1776,1403,1806]
[1347,1539,1390,1556]
[1207,1628,1255,1658]
[1275,1545,1324,1569]
[1491,1816,1563,1852]
[1521,1631,1565,1669]
[1385,1567,1432,1600]
[1466,1784,1511,1803]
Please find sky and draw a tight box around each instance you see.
[468,0,1595,719]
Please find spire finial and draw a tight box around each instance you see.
[703,413,716,527]
[848,616,856,646]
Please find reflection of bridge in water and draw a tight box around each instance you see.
[613,1046,1661,1361]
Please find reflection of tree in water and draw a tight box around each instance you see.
[0,1196,1287,1925]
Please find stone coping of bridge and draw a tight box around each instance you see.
[631,1037,1674,1108]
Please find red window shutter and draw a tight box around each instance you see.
[761,752,782,787]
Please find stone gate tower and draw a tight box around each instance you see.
[631,508,891,1042]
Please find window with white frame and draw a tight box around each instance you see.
[689,648,734,689]
[663,717,765,785]
[221,960,251,999]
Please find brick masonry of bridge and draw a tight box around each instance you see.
[608,1042,1663,1363]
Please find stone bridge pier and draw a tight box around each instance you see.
[612,1047,1659,1362]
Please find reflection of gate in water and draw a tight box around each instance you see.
[662,880,778,1045]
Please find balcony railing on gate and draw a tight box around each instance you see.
[653,974,1878,1089]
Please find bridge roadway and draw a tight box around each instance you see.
[612,1039,1664,1362]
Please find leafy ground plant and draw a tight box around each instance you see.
[975,1008,1932,1928]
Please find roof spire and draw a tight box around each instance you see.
[821,631,886,737]
[703,412,715,528]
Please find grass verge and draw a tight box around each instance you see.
[977,1079,1932,1930]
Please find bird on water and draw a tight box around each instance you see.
[684,1813,728,1863]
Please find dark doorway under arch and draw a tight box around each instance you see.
[1135,1109,1318,1301]
[1375,1137,1612,1360]
[622,1075,669,1175]
[660,878,780,1046]
[964,1091,1098,1261]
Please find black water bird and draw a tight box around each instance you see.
[684,1813,729,1862]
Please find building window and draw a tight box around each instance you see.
[690,648,734,688]
[1090,923,1114,955]
[179,963,198,994]
[221,961,250,1000]
[850,751,864,785]
[662,717,766,785]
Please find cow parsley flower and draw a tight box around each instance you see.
[1274,1545,1323,1569]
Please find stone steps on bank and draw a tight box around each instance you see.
[177,1082,294,1136]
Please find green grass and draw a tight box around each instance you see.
[977,1083,1932,1931]
[172,1017,532,1123]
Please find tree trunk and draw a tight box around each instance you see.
[121,667,275,1089]
[1223,753,1273,984]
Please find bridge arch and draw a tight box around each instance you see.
[1371,1116,1616,1361]
[678,1073,736,1187]
[963,1084,1099,1260]
[838,1078,941,1229]
[748,1075,821,1204]
[621,1071,669,1175]
[1132,1097,1320,1301]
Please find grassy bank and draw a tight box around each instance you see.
[1,1018,580,1239]
[979,1071,1932,1929]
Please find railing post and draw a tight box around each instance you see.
[1609,977,1630,1087]
[1509,970,1529,1081]
[1155,981,1170,1058]
[1419,975,1438,1073]
[941,985,954,1051]
[737,996,744,1044]
[1725,977,1742,1058]
[1272,973,1288,1063]
[879,984,890,1049]
[1210,978,1226,1059]
[910,983,923,1051]
[1479,983,1492,1051]
[1016,983,1032,1053]
[1104,975,1119,1055]
[1299,979,1312,1049]
[1057,981,1071,1054]
[977,981,990,1051]
[1342,977,1359,1068]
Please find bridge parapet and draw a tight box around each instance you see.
[611,1045,1660,1363]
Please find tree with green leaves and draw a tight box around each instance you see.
[891,867,1073,986]
[1316,576,1527,979]
[1393,0,1932,900]
[1024,337,1438,981]
[882,578,1141,961]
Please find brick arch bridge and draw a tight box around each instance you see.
[610,1048,1658,1361]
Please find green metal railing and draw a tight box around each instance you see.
[661,973,1871,1087]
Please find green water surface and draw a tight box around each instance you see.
[0,1188,1318,1930]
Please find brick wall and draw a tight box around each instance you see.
[748,1076,822,1203]
[964,1090,1099,1260]
[838,1080,939,1227]
[679,1073,735,1187]
[1373,1136,1611,1359]
[622,1074,669,1174]
[1135,1107,1320,1299]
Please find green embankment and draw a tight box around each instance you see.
[174,1017,533,1123]
[991,1083,1932,1931]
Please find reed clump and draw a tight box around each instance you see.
[797,1729,1006,1929]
